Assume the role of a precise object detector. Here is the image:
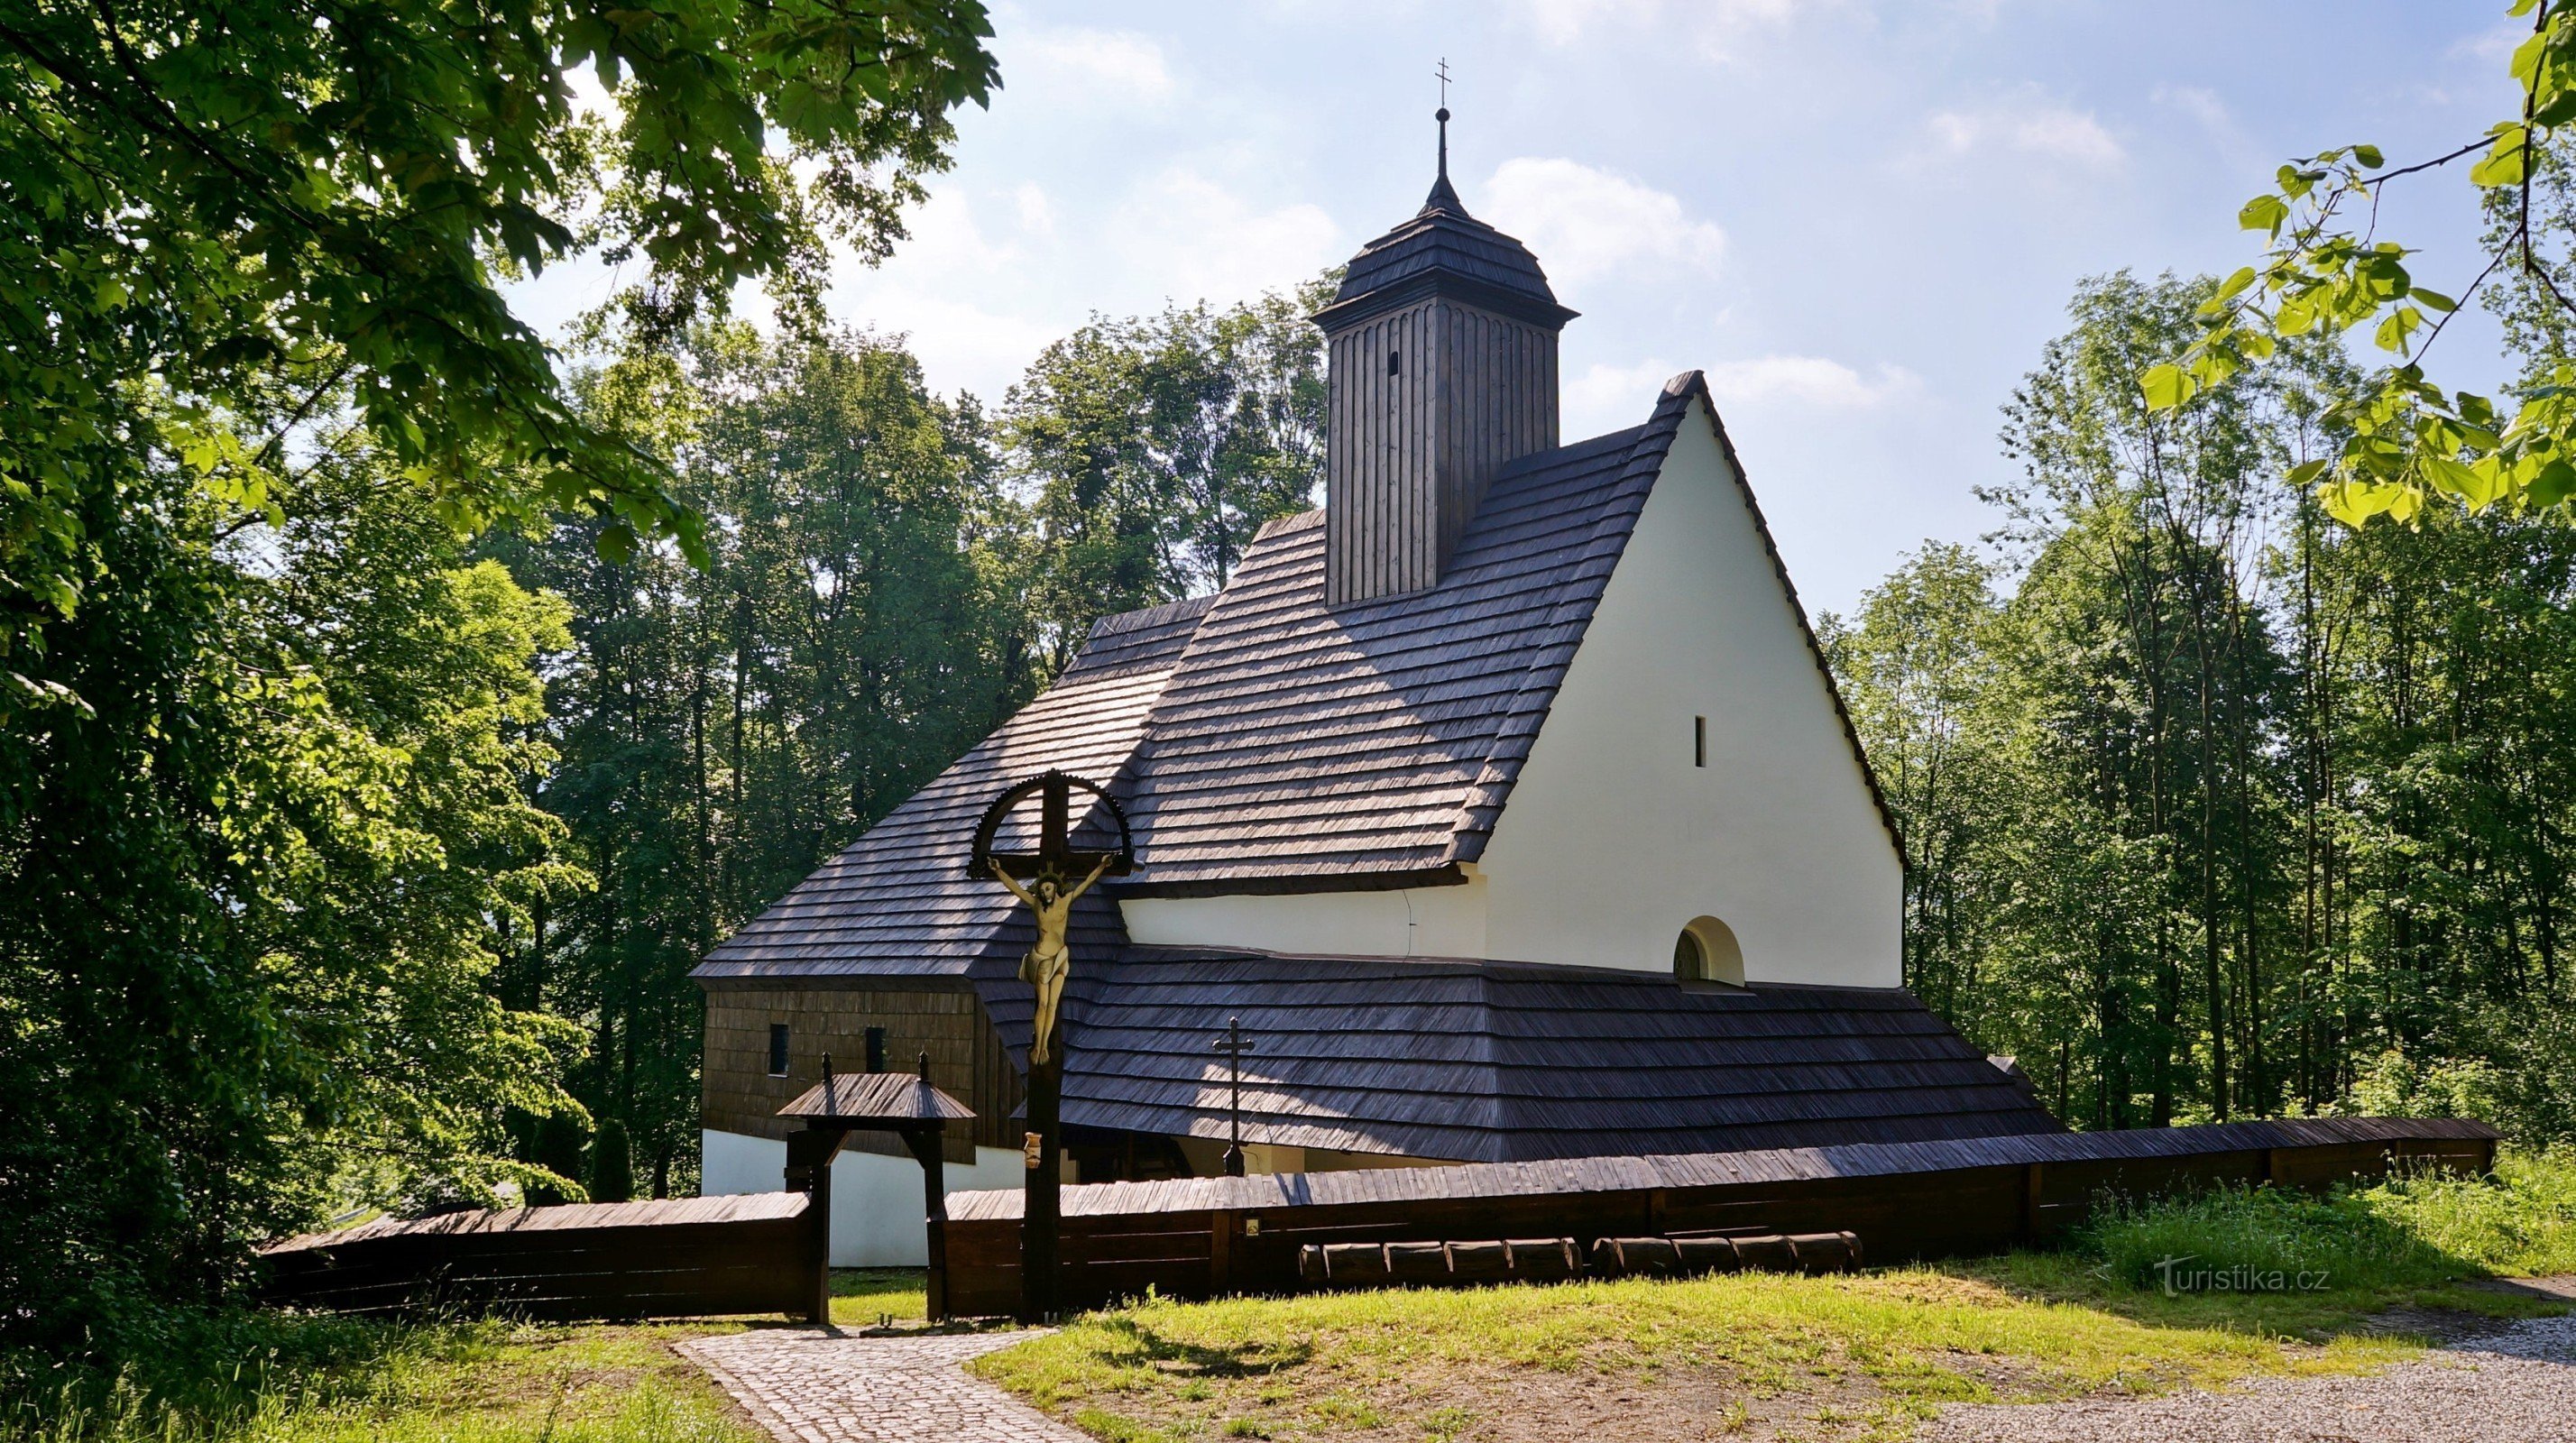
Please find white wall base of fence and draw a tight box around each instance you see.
[700,1129,1025,1267]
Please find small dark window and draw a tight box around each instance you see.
[1387,349,1401,376]
[767,1023,789,1077]
[865,1026,888,1073]
[1694,715,1707,767]
[1674,930,1708,981]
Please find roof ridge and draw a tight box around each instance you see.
[1442,376,1701,863]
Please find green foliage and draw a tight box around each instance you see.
[0,442,591,1352]
[2075,1185,2470,1294]
[0,0,998,713]
[1836,271,2576,1137]
[2075,1151,2576,1293]
[2143,1,2576,530]
[0,1312,760,1442]
[1007,281,1332,669]
[588,1118,633,1205]
[2360,1147,2576,1276]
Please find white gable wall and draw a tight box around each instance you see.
[1118,393,1900,988]
[1474,395,1899,985]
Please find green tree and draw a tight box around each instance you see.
[1007,282,1330,667]
[0,439,588,1347]
[0,0,1000,710]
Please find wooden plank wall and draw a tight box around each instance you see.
[259,1194,814,1321]
[1323,298,1559,604]
[702,979,1019,1162]
[934,1132,2496,1319]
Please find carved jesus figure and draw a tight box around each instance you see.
[989,854,1111,1065]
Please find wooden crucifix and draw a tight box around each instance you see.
[970,770,1132,1323]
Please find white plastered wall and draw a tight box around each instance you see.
[1119,872,1488,958]
[1110,393,1898,987]
[1475,393,1900,985]
[701,1129,1026,1267]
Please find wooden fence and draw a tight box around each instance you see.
[932,1117,2500,1319]
[258,1191,815,1321]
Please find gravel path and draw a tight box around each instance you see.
[1921,1307,2576,1443]
[680,1327,1084,1443]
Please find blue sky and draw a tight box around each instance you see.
[512,1,2528,615]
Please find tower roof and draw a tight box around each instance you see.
[1312,112,1578,333]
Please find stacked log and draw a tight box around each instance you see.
[1295,1230,1858,1291]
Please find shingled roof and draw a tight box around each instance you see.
[1312,170,1577,333]
[1054,949,2063,1163]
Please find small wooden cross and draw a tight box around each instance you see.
[1210,1016,1256,1178]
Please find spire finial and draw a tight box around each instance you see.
[1435,58,1452,184]
[1423,60,1462,215]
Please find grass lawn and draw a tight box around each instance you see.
[971,1150,2576,1443]
[7,1268,936,1443]
[11,1319,767,1443]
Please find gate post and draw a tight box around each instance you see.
[785,1126,844,1324]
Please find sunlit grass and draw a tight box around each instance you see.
[828,1269,928,1328]
[5,1319,762,1443]
[972,1148,2576,1441]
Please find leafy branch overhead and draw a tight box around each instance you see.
[0,0,1000,710]
[2142,0,2576,528]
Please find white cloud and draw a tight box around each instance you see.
[1705,355,1921,409]
[1513,0,1817,55]
[1567,355,1915,437]
[2153,84,2230,138]
[832,290,1063,402]
[1921,96,2124,167]
[1008,26,1176,105]
[1567,359,1689,435]
[1478,158,1725,286]
[1012,182,1055,237]
[882,188,1019,275]
[1109,170,1341,305]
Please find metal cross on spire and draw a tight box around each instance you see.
[1434,58,1452,182]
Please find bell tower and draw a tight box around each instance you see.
[1312,106,1578,604]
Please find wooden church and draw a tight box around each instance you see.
[695,132,2058,1263]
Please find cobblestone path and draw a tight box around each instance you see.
[680,1328,1084,1443]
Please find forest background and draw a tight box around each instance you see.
[10,0,2576,1376]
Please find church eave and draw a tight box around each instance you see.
[1310,268,1578,334]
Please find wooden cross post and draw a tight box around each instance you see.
[976,771,1128,1324]
[1210,1016,1256,1178]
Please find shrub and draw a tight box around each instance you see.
[2075,1183,2469,1294]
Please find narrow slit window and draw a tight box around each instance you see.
[865,1026,888,1073]
[1694,715,1707,767]
[1387,349,1401,376]
[767,1023,789,1078]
